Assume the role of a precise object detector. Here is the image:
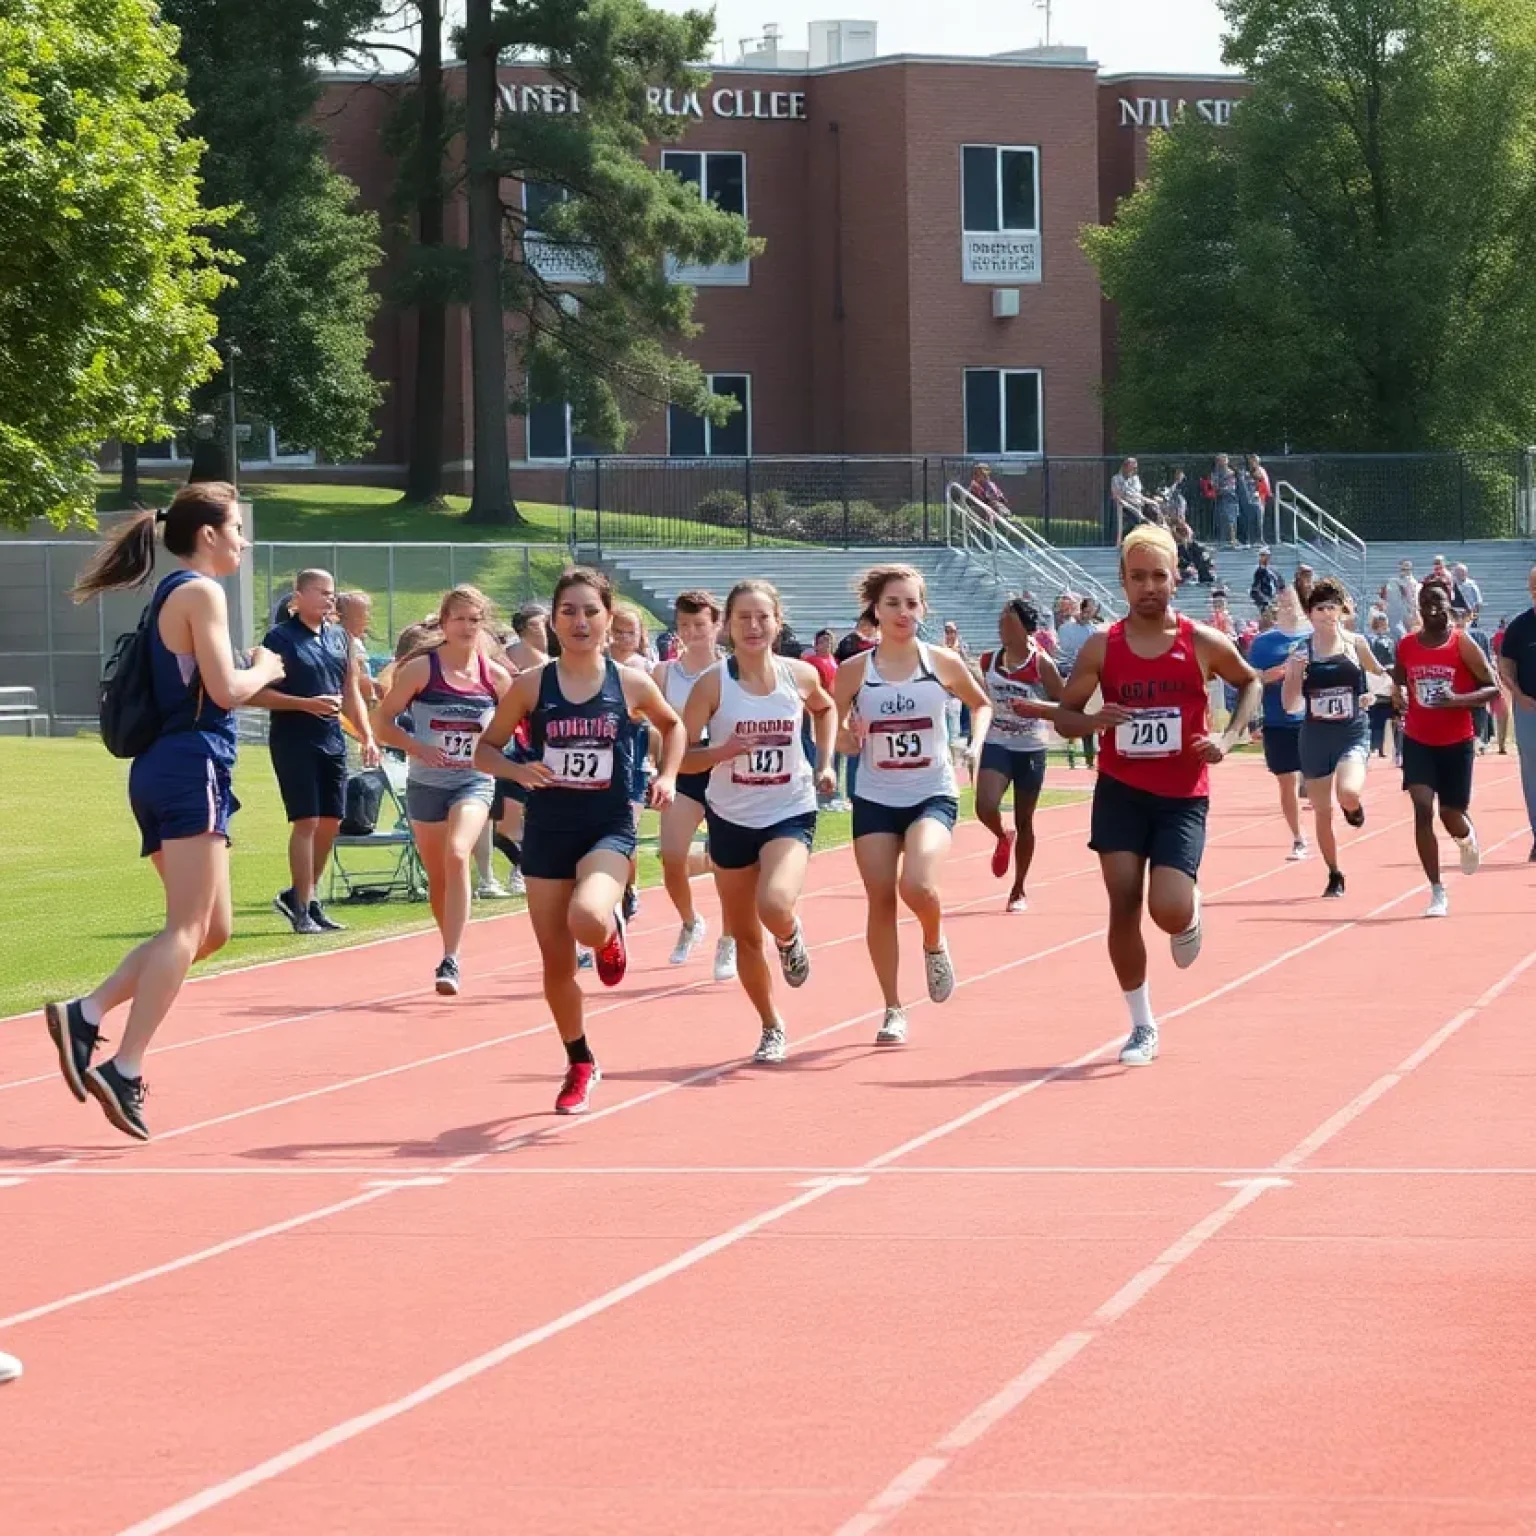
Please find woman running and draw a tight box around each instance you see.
[681,581,836,1063]
[972,597,1064,913]
[655,590,738,980]
[475,567,684,1115]
[372,587,512,994]
[45,484,285,1140]
[1281,575,1388,898]
[833,566,992,1045]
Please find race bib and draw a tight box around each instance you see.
[543,741,614,789]
[1414,675,1453,708]
[428,717,483,764]
[1115,707,1182,758]
[1309,688,1355,722]
[866,717,935,770]
[732,741,793,786]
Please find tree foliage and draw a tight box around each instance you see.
[1084,0,1536,452]
[0,0,228,528]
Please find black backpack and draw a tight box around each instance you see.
[99,580,192,760]
[340,770,385,836]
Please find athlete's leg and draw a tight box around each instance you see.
[1408,783,1441,883]
[472,820,494,885]
[714,862,777,1028]
[897,817,953,952]
[526,876,583,1044]
[1308,776,1339,871]
[439,798,489,957]
[1439,802,1473,839]
[568,848,630,951]
[1146,864,1197,936]
[1336,753,1367,818]
[854,833,903,1008]
[1101,851,1149,989]
[411,819,449,933]
[757,836,811,945]
[660,795,706,928]
[1277,772,1302,841]
[973,767,1010,843]
[1009,757,1045,900]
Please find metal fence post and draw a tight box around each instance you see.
[922,458,930,543]
[840,458,849,549]
[387,545,396,642]
[744,456,754,549]
[449,543,457,592]
[1043,456,1052,541]
[594,459,603,556]
[1458,456,1467,542]
[523,545,532,601]
[43,546,57,718]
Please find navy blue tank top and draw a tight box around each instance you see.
[526,658,639,829]
[147,570,237,764]
[1301,638,1367,729]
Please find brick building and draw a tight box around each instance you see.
[174,33,1242,497]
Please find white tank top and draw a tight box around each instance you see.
[854,643,957,806]
[982,646,1050,752]
[662,655,710,714]
[705,657,815,829]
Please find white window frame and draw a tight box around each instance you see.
[960,144,1041,235]
[525,399,577,463]
[666,373,752,458]
[962,368,1044,459]
[662,150,751,287]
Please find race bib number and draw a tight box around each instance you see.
[1115,707,1182,758]
[867,717,935,770]
[1309,688,1355,722]
[428,717,483,764]
[543,741,614,789]
[1414,675,1453,708]
[732,742,792,786]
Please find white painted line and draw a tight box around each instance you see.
[361,1176,448,1190]
[1218,1176,1293,1190]
[0,1176,26,1189]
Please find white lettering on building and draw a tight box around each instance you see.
[1118,96,1238,129]
[497,80,806,121]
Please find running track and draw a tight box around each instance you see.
[3,758,1534,1535]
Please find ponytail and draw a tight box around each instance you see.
[71,481,239,604]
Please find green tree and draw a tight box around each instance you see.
[1084,0,1536,452]
[0,0,228,529]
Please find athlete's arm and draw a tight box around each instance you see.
[176,579,285,709]
[623,667,684,807]
[371,656,451,769]
[832,651,869,757]
[342,640,380,766]
[1194,624,1262,761]
[1051,634,1132,739]
[933,647,993,760]
[790,657,839,793]
[473,667,554,787]
[679,668,744,773]
[1279,648,1306,715]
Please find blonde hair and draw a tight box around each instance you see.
[610,602,648,654]
[857,564,927,610]
[398,586,496,667]
[1120,524,1179,574]
[724,579,783,627]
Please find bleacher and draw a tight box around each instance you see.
[0,686,50,737]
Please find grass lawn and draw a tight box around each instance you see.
[0,736,1087,1020]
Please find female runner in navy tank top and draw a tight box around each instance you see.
[44,484,287,1141]
[476,567,685,1116]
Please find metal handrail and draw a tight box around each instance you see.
[945,483,1123,616]
[1273,481,1368,595]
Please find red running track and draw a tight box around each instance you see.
[2,758,1534,1535]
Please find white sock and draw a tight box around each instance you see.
[79,996,102,1028]
[1124,983,1155,1031]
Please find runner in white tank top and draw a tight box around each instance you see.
[832,566,992,1047]
[681,581,836,1064]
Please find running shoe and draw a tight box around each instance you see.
[555,1060,600,1114]
[1342,803,1365,829]
[1119,1022,1160,1067]
[0,1352,20,1384]
[45,999,99,1103]
[595,908,628,987]
[1006,894,1028,914]
[990,830,1017,879]
[1426,884,1450,918]
[1323,869,1346,899]
[669,915,706,966]
[875,1006,908,1046]
[576,946,595,971]
[1288,838,1309,861]
[509,868,527,896]
[435,956,461,996]
[622,883,641,922]
[924,939,956,1004]
[1170,890,1202,970]
[476,878,511,900]
[273,889,324,935]
[84,1060,149,1141]
[752,1025,788,1065]
[777,921,811,988]
[308,900,345,932]
[1458,828,1481,876]
[713,936,738,982]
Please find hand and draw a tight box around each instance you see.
[815,766,837,799]
[411,743,454,771]
[307,694,343,718]
[965,744,983,780]
[648,774,677,810]
[1191,733,1227,764]
[511,758,557,790]
[1283,651,1306,681]
[249,644,285,685]
[360,739,381,769]
[1090,703,1134,732]
[1010,698,1045,718]
[717,727,752,761]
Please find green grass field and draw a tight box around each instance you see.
[0,737,1087,1020]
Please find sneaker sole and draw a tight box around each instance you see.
[83,1068,149,1142]
[435,977,460,997]
[45,1002,87,1103]
[1119,1048,1159,1066]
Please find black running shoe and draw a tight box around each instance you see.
[308,900,345,933]
[45,999,99,1103]
[622,883,640,922]
[85,1060,149,1141]
[1324,869,1346,899]
[1343,803,1365,829]
[272,887,302,926]
[435,957,461,996]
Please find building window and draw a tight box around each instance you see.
[662,151,750,286]
[960,145,1042,285]
[668,375,751,457]
[963,369,1042,458]
[526,392,602,462]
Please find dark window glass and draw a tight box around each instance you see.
[964,369,1001,455]
[527,398,569,460]
[1000,150,1037,231]
[710,376,750,456]
[1003,371,1042,454]
[524,181,565,230]
[962,146,998,232]
[662,151,702,191]
[668,403,707,457]
[706,153,746,216]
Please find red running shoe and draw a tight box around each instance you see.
[990,830,1016,879]
[555,1060,600,1115]
[594,907,627,987]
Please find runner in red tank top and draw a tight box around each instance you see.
[1391,582,1499,917]
[1054,525,1260,1067]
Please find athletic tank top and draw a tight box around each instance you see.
[1398,631,1478,746]
[1301,638,1368,728]
[1098,613,1211,799]
[854,643,957,806]
[406,651,498,788]
[704,657,814,828]
[147,569,237,765]
[663,655,713,742]
[526,658,639,828]
[980,646,1050,752]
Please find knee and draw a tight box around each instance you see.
[567,898,609,947]
[865,884,899,918]
[758,895,795,934]
[1147,891,1192,934]
[897,874,938,912]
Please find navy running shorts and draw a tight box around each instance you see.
[978,743,1047,800]
[1088,772,1208,879]
[270,741,347,823]
[705,807,817,870]
[851,794,959,841]
[521,817,638,881]
[1261,725,1302,777]
[1401,736,1474,811]
[129,748,240,858]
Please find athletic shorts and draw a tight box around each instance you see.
[1299,719,1370,782]
[490,742,533,819]
[676,768,711,807]
[978,743,1047,800]
[406,778,495,824]
[1401,736,1474,811]
[270,742,347,823]
[129,748,240,858]
[705,807,816,870]
[1261,725,1302,777]
[852,794,959,841]
[521,816,638,881]
[1089,772,1208,879]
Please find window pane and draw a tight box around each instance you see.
[964,369,1001,455]
[709,375,750,456]
[961,146,998,233]
[668,403,707,457]
[524,181,565,230]
[663,151,702,192]
[1000,150,1037,231]
[705,153,746,217]
[527,398,569,460]
[137,439,175,460]
[1003,371,1041,455]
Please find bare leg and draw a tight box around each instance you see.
[973,768,1009,842]
[659,795,706,928]
[1277,773,1301,840]
[896,817,953,951]
[714,863,777,1028]
[1100,851,1149,991]
[567,849,629,951]
[1336,754,1367,817]
[756,836,811,946]
[310,817,341,893]
[854,834,903,1008]
[412,821,449,934]
[1308,776,1339,871]
[1409,784,1441,883]
[1011,780,1042,899]
[526,877,584,1044]
[1146,864,1197,936]
[439,798,490,956]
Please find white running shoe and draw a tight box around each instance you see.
[1426,884,1450,918]
[713,936,738,982]
[1458,829,1481,876]
[752,1024,787,1065]
[0,1351,21,1383]
[1119,1021,1160,1066]
[476,878,510,900]
[777,921,811,988]
[1006,894,1028,914]
[1288,838,1309,861]
[924,939,956,1004]
[1170,890,1202,970]
[669,915,706,966]
[875,1006,908,1046]
[508,869,526,896]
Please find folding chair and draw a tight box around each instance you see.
[327,759,426,903]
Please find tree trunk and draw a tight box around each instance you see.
[120,441,142,506]
[404,0,448,507]
[462,0,525,526]
[187,437,232,483]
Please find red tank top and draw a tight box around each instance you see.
[1398,631,1477,746]
[1098,613,1211,798]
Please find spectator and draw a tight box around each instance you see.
[1236,460,1262,548]
[834,607,879,800]
[1385,559,1419,636]
[1292,563,1315,610]
[1421,554,1455,599]
[1211,454,1240,548]
[334,591,378,707]
[1490,615,1512,754]
[1053,597,1095,677]
[1497,566,1536,858]
[1110,456,1159,541]
[968,464,1009,530]
[941,619,970,658]
[1172,513,1213,584]
[1462,607,1496,751]
[1365,610,1399,761]
[1452,562,1482,617]
[1208,587,1238,640]
[1246,454,1272,544]
[1249,546,1282,613]
[1159,468,1189,523]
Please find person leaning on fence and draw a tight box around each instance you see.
[968,463,1009,519]
[1211,454,1240,548]
[1111,457,1160,542]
